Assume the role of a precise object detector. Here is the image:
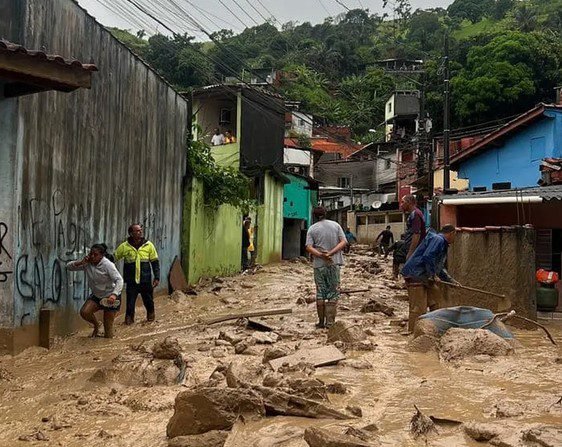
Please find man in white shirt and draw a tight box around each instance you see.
[305,207,348,328]
[211,128,225,146]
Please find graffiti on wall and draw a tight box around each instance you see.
[14,190,92,320]
[0,222,13,283]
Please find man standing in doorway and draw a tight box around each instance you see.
[115,224,160,324]
[375,225,394,257]
[399,194,426,261]
[211,128,225,146]
[401,225,459,331]
[305,207,348,329]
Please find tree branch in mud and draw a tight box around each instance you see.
[410,405,438,439]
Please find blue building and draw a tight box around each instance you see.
[451,104,562,191]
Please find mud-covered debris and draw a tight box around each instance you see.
[439,328,514,362]
[413,319,440,339]
[170,290,189,303]
[326,382,347,394]
[340,359,372,370]
[522,426,562,447]
[408,335,438,353]
[234,338,256,354]
[262,346,291,364]
[360,300,395,316]
[463,422,500,442]
[270,346,345,371]
[152,337,183,360]
[410,405,437,439]
[0,367,14,382]
[285,377,329,401]
[252,332,279,344]
[490,400,526,418]
[262,372,284,387]
[346,405,363,417]
[304,427,374,447]
[344,427,373,442]
[168,430,229,447]
[218,331,244,346]
[327,321,367,344]
[18,431,49,442]
[166,387,265,438]
[362,423,379,432]
[225,360,264,388]
[253,385,351,419]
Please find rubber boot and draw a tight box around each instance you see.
[407,285,427,333]
[125,315,134,325]
[325,301,337,328]
[103,313,115,339]
[315,300,326,329]
[147,311,155,322]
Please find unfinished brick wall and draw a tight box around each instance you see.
[446,226,537,321]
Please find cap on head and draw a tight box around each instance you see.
[313,206,327,219]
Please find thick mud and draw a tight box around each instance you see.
[0,249,560,446]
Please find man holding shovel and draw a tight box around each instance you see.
[401,224,459,332]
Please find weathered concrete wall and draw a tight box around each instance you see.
[257,173,284,265]
[446,228,537,321]
[182,179,241,285]
[0,0,188,348]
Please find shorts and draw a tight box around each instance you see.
[314,265,341,301]
[89,294,122,312]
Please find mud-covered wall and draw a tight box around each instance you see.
[0,0,188,336]
[446,228,537,321]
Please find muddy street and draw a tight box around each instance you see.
[0,250,561,447]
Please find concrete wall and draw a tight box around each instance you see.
[182,179,241,285]
[458,112,562,190]
[315,158,376,190]
[348,211,405,245]
[0,0,188,350]
[446,228,537,321]
[257,172,284,265]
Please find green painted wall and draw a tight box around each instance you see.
[283,174,312,225]
[182,178,242,285]
[257,172,284,265]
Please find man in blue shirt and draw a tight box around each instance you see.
[401,224,459,332]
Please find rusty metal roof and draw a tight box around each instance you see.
[0,40,98,72]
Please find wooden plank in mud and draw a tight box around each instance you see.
[206,308,292,325]
[269,346,346,371]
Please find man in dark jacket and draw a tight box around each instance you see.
[401,224,459,332]
[115,224,160,324]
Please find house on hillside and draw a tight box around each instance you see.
[450,103,562,191]
[188,84,288,282]
[0,0,189,353]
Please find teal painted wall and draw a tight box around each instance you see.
[257,172,284,265]
[283,174,312,226]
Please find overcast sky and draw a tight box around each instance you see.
[77,0,454,38]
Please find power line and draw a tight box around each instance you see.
[333,0,351,12]
[317,0,333,17]
[242,0,269,23]
[229,0,260,26]
[182,0,241,32]
[254,0,282,26]
[217,0,250,29]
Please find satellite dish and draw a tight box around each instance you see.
[372,200,382,209]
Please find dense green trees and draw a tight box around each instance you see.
[110,0,562,140]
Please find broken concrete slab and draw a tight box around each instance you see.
[262,346,291,364]
[251,332,279,344]
[327,321,367,344]
[304,427,375,447]
[168,430,229,447]
[269,346,346,371]
[166,387,265,438]
[463,422,500,442]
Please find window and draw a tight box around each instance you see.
[337,177,350,188]
[387,102,392,113]
[385,159,392,170]
[530,137,546,162]
[337,201,344,209]
[219,108,232,125]
[388,213,403,223]
[371,214,385,224]
[299,118,305,126]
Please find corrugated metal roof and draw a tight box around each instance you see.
[442,185,562,201]
[0,39,98,72]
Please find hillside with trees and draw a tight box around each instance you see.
[111,0,562,142]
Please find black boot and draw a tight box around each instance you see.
[315,300,326,328]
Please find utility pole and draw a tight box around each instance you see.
[443,32,451,192]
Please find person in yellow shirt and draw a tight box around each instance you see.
[247,217,256,267]
[114,224,160,324]
[225,129,237,144]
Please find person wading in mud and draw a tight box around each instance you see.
[401,224,459,332]
[305,207,348,328]
[114,224,160,325]
[67,243,123,338]
[398,194,426,261]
